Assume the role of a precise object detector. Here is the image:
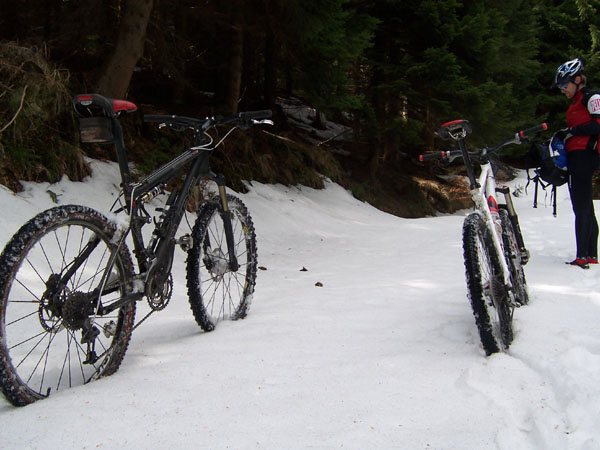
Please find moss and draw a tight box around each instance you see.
[0,42,91,189]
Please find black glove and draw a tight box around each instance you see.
[554,127,573,141]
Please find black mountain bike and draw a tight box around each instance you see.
[420,120,547,355]
[0,93,272,406]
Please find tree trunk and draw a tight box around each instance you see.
[224,0,245,114]
[96,0,154,99]
[264,24,277,110]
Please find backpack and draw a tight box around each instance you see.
[526,132,568,216]
[528,133,568,186]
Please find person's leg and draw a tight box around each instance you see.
[568,151,598,262]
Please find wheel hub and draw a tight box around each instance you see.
[204,248,229,280]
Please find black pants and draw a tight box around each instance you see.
[567,149,600,258]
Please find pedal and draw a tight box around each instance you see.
[176,234,194,252]
[520,248,530,265]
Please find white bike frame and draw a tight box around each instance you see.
[469,162,512,287]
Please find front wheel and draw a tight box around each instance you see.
[462,212,513,356]
[186,194,257,331]
[0,205,136,406]
[499,209,529,306]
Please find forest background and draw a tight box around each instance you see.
[0,0,599,217]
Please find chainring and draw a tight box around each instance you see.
[147,274,173,311]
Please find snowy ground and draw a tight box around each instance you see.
[0,159,599,450]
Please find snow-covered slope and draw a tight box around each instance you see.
[0,159,598,450]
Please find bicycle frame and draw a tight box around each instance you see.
[432,119,544,296]
[69,94,272,319]
[468,161,513,287]
[418,118,545,354]
[91,115,241,314]
[69,93,272,329]
[0,95,269,406]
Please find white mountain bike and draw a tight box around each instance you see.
[420,119,547,355]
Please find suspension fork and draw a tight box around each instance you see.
[496,186,526,253]
[214,173,239,272]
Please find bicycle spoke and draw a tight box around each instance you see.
[6,308,39,326]
[13,276,42,303]
[11,329,51,354]
[23,329,58,385]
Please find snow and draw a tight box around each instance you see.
[1,158,599,449]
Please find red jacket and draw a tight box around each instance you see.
[566,87,600,153]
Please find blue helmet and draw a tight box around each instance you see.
[553,58,584,88]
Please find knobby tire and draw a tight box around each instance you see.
[462,212,513,356]
[0,205,136,406]
[186,195,257,331]
[499,209,529,307]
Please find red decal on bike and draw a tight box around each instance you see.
[487,195,499,213]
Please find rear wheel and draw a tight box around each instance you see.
[499,209,529,306]
[0,205,135,406]
[186,195,257,331]
[462,212,513,356]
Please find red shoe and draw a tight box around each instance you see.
[566,258,590,269]
[587,257,598,264]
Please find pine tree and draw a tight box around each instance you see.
[288,0,376,126]
[360,0,542,177]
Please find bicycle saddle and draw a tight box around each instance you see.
[73,94,137,118]
[438,119,472,140]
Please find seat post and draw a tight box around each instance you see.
[111,117,132,188]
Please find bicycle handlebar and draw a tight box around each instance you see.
[144,110,273,132]
[419,122,548,163]
[518,122,548,139]
[419,151,450,162]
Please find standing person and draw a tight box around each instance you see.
[553,58,600,269]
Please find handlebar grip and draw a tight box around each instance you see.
[519,123,548,139]
[419,152,447,162]
[239,110,272,120]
